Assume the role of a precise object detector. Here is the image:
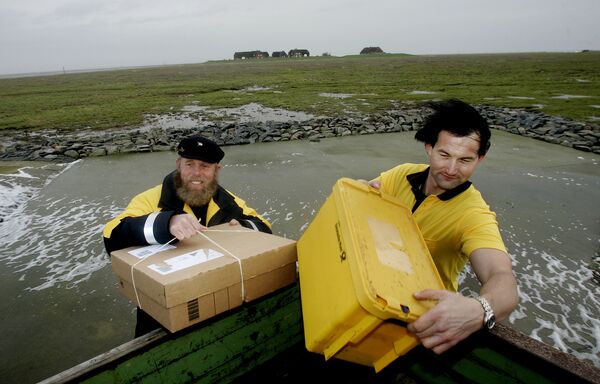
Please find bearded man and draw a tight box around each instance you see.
[103,135,271,335]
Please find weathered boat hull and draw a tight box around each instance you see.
[40,284,303,384]
[40,284,600,384]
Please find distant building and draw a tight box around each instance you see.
[360,47,385,55]
[233,51,270,60]
[272,51,288,58]
[288,49,310,58]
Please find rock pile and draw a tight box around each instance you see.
[1,104,598,162]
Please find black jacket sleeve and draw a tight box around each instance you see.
[103,211,178,254]
[206,187,272,234]
[237,215,272,233]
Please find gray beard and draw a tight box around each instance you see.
[173,171,218,207]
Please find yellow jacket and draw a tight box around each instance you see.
[103,171,271,253]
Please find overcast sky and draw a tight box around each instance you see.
[1,0,598,75]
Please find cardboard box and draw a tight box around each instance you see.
[111,224,297,332]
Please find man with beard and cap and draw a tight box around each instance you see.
[103,135,271,336]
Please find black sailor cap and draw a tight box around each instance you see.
[177,135,224,163]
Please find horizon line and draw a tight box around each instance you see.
[1,49,595,79]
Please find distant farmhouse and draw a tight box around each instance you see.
[232,49,309,59]
[289,49,310,57]
[233,50,270,60]
[360,47,385,55]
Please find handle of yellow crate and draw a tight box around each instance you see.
[323,315,382,360]
[393,330,420,355]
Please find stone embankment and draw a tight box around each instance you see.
[1,104,599,162]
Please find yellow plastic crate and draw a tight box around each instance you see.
[297,178,444,372]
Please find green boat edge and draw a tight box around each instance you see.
[39,283,600,384]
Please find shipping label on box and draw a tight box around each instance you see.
[111,224,297,332]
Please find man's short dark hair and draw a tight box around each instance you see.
[415,99,491,156]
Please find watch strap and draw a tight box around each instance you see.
[476,296,496,329]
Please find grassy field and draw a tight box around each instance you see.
[1,52,599,132]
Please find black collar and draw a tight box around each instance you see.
[406,167,472,202]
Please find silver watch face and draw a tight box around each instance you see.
[485,314,496,329]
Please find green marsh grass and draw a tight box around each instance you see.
[0,52,598,132]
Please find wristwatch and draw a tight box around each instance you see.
[476,296,496,330]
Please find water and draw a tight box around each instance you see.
[0,131,598,382]
[142,102,316,131]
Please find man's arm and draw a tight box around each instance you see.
[103,186,201,253]
[470,248,519,323]
[235,213,272,233]
[407,248,518,354]
[104,211,181,253]
[223,191,272,234]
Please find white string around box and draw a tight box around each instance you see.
[129,228,249,310]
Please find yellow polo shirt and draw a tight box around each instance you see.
[377,163,506,292]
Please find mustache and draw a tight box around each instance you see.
[173,171,219,207]
[173,172,212,185]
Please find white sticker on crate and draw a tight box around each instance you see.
[368,217,414,274]
[147,249,225,275]
[128,244,177,259]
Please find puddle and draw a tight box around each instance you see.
[508,96,536,100]
[576,79,591,83]
[590,105,600,109]
[142,112,207,131]
[204,103,315,123]
[551,94,591,100]
[141,102,315,130]
[408,90,437,95]
[343,109,363,116]
[225,85,274,93]
[319,93,354,99]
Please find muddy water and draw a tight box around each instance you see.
[0,131,598,382]
[142,102,316,131]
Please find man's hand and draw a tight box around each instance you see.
[356,179,381,189]
[169,214,206,240]
[407,289,484,354]
[407,249,518,354]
